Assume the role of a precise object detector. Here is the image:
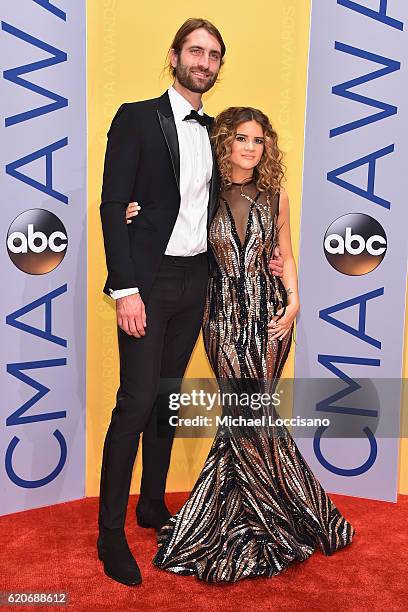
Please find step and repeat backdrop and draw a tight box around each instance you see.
[1,1,86,515]
[294,0,408,502]
[1,0,407,516]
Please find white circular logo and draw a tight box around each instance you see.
[323,213,387,275]
[7,209,68,274]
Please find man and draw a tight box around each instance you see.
[98,17,283,586]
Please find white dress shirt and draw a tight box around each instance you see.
[109,85,213,300]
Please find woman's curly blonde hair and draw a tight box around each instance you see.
[211,107,285,194]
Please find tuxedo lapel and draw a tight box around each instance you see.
[156,92,180,192]
[206,121,220,226]
[156,91,219,223]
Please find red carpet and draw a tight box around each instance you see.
[1,493,407,611]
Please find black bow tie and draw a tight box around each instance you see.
[183,109,212,128]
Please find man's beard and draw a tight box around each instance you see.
[175,60,218,94]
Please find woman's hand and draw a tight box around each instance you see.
[125,201,141,224]
[268,303,299,341]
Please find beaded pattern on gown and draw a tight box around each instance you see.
[153,181,355,582]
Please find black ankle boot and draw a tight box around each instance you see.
[136,497,172,531]
[97,527,142,586]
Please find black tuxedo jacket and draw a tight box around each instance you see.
[100,90,220,300]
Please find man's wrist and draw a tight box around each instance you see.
[109,287,139,300]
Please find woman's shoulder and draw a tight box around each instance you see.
[278,188,289,204]
[263,187,282,203]
[262,187,288,216]
[269,186,287,198]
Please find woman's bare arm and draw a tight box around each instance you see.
[269,189,300,340]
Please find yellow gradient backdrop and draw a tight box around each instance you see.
[86,0,408,497]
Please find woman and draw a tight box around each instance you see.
[125,107,355,583]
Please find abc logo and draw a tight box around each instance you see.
[323,213,386,276]
[7,209,68,275]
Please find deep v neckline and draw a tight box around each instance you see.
[221,190,261,252]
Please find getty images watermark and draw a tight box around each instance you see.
[155,377,406,439]
[167,389,330,430]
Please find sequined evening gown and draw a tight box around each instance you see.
[153,181,355,582]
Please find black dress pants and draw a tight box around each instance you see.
[98,253,209,530]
